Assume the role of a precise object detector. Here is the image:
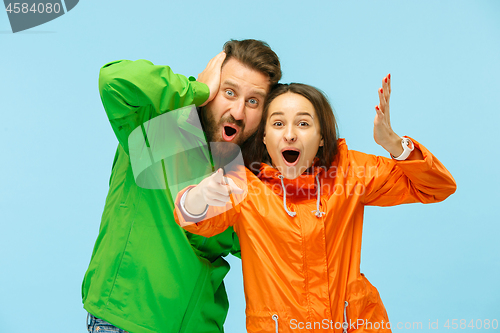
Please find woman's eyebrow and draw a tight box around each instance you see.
[269,111,284,117]
[295,112,314,119]
[269,111,314,118]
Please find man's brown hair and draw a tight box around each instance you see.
[223,39,282,87]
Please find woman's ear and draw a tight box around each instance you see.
[263,133,267,145]
[320,136,324,147]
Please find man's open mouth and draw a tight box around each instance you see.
[281,148,301,166]
[222,124,239,142]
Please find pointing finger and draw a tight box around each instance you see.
[212,168,224,184]
[226,177,244,194]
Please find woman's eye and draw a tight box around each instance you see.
[225,90,235,97]
[298,122,310,127]
[273,121,283,127]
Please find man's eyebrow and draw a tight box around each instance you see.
[222,79,240,89]
[222,79,267,99]
[251,89,267,99]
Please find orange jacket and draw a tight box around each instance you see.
[175,138,457,333]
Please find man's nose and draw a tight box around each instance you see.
[230,98,245,121]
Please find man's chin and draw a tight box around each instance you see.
[209,140,241,165]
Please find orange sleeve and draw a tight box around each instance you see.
[350,137,457,206]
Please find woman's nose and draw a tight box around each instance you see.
[284,130,297,142]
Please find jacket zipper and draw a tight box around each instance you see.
[342,301,349,333]
[272,314,279,333]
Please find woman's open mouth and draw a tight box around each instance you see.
[281,148,301,166]
[222,124,239,142]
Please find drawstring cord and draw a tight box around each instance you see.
[343,301,349,333]
[272,314,279,333]
[311,174,325,217]
[278,175,296,217]
[278,174,324,218]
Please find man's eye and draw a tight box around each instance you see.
[225,90,235,97]
[248,98,258,105]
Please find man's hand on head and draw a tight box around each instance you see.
[198,51,226,107]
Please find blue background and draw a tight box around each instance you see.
[1,0,499,332]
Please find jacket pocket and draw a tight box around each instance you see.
[346,274,391,332]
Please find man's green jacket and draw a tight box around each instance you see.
[82,59,240,333]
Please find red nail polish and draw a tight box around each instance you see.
[385,78,388,83]
[376,106,379,110]
[388,73,391,79]
[380,88,383,94]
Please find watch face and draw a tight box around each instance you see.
[404,138,414,150]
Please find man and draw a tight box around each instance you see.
[82,39,281,333]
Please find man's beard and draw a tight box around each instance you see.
[200,106,248,169]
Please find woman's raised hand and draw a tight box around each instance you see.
[373,74,404,157]
[374,74,395,144]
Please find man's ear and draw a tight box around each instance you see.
[319,136,324,147]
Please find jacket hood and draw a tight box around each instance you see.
[258,163,323,197]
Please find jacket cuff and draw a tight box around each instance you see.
[174,185,201,227]
[393,136,433,173]
[188,76,210,107]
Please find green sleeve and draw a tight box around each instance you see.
[98,59,210,153]
[229,231,242,259]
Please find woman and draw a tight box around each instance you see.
[175,76,456,333]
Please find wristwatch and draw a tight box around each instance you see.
[181,188,208,218]
[391,137,414,160]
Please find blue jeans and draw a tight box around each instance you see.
[87,313,129,333]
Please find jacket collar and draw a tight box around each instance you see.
[257,161,325,198]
